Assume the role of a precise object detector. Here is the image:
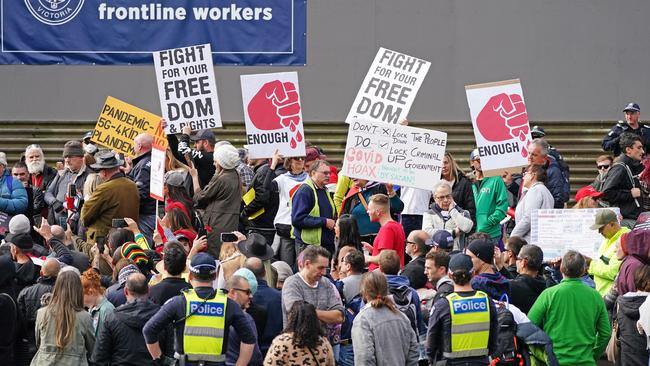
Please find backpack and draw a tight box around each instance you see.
[341,294,363,340]
[491,295,526,366]
[388,284,419,340]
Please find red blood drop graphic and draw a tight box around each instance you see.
[296,130,303,142]
[290,137,297,148]
[289,123,296,132]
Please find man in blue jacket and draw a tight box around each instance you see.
[0,152,28,217]
[527,139,569,208]
[244,257,282,357]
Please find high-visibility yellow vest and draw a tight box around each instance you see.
[291,179,335,245]
[242,187,264,220]
[182,289,228,363]
[444,291,491,359]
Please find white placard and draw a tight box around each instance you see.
[241,72,306,159]
[346,47,431,124]
[154,43,222,134]
[530,208,621,260]
[465,79,532,177]
[341,120,446,190]
[149,144,165,201]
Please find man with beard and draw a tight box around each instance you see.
[24,144,57,219]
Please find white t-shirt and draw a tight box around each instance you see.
[400,187,432,215]
[273,172,309,225]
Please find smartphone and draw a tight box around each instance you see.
[58,217,68,230]
[220,232,238,242]
[67,183,76,197]
[111,218,128,228]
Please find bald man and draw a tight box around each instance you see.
[18,257,60,351]
[401,230,430,289]
[128,133,156,244]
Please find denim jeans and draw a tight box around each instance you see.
[338,344,354,366]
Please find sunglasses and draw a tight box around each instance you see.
[597,165,610,170]
[233,288,252,295]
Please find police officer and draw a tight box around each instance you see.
[143,252,256,366]
[531,125,565,163]
[426,254,498,365]
[602,102,650,156]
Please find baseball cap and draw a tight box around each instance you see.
[575,186,604,203]
[189,129,216,144]
[467,238,495,264]
[449,253,473,272]
[164,170,187,188]
[623,103,640,113]
[189,252,217,275]
[469,148,480,161]
[429,230,454,250]
[83,131,94,142]
[531,125,546,138]
[590,209,618,230]
[6,232,34,251]
[305,147,327,162]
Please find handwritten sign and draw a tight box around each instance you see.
[241,72,306,159]
[465,79,531,177]
[341,120,446,190]
[154,43,222,134]
[91,96,168,157]
[346,47,431,124]
[530,208,621,260]
[149,144,166,201]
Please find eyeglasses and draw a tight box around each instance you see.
[404,240,417,246]
[293,157,305,161]
[233,288,252,295]
[597,165,610,170]
[435,194,452,200]
[317,170,331,175]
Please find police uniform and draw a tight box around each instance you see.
[602,103,650,156]
[143,253,256,366]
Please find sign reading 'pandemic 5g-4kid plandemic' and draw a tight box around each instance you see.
[346,48,431,124]
[0,0,305,65]
[342,120,446,190]
[154,44,222,134]
[91,96,168,157]
[465,79,532,177]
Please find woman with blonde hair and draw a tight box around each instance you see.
[351,271,418,366]
[31,271,95,366]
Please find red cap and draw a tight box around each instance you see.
[575,186,604,203]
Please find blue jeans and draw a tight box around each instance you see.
[338,344,354,366]
[138,214,156,248]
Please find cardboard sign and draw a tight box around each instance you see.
[154,43,222,134]
[91,96,168,157]
[150,144,166,201]
[465,79,532,177]
[346,47,431,124]
[241,72,306,159]
[530,208,621,260]
[341,120,446,190]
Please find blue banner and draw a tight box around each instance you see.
[0,0,306,65]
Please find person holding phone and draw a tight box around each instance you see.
[44,141,89,229]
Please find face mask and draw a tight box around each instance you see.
[84,143,98,155]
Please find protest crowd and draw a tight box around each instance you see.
[0,94,650,366]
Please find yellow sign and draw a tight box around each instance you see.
[91,96,168,157]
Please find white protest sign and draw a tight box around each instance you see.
[149,144,165,201]
[154,43,222,134]
[530,208,621,260]
[241,72,306,159]
[465,79,532,177]
[341,120,446,190]
[346,47,431,124]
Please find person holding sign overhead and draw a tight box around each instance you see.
[469,149,508,249]
[164,119,216,190]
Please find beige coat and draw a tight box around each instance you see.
[30,307,95,366]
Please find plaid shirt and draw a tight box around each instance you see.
[237,162,255,191]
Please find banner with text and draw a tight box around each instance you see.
[531,208,621,260]
[341,120,446,190]
[91,96,168,157]
[346,47,431,124]
[466,79,531,177]
[241,72,306,159]
[149,144,166,201]
[154,44,222,134]
[0,0,305,65]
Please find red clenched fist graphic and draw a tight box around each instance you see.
[476,93,530,157]
[248,80,302,131]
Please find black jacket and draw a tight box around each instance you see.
[401,256,427,289]
[128,151,156,215]
[602,154,644,220]
[510,274,547,314]
[616,294,649,366]
[92,299,164,366]
[430,278,454,305]
[602,121,650,156]
[17,276,55,343]
[241,163,280,230]
[168,133,215,189]
[452,171,476,229]
[149,277,192,305]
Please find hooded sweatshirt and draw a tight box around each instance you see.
[510,274,547,314]
[470,271,511,301]
[617,230,650,295]
[616,292,650,366]
[91,299,162,366]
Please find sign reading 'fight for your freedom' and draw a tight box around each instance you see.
[342,120,447,190]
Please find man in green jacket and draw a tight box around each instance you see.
[587,209,629,296]
[528,250,611,365]
[469,149,508,248]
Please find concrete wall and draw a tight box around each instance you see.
[1,0,649,122]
